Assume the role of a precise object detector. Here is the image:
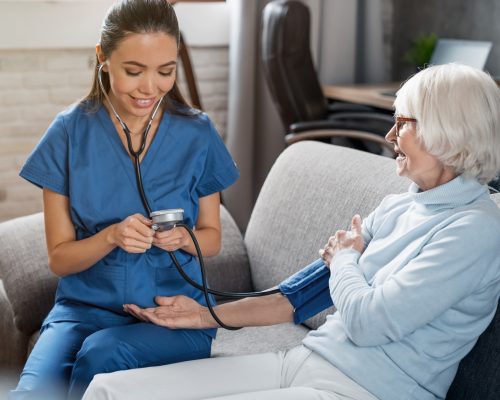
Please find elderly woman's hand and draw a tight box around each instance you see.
[319,215,364,266]
[124,295,213,329]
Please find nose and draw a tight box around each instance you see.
[385,124,397,143]
[138,73,155,95]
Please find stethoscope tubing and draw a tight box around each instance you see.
[98,63,163,214]
[97,64,279,329]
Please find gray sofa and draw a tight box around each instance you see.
[1,142,499,399]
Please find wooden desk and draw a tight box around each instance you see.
[322,83,402,111]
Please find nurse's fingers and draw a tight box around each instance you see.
[122,229,154,244]
[153,227,185,241]
[152,228,189,251]
[152,237,183,250]
[119,239,151,253]
[117,223,154,246]
[132,213,153,226]
[124,214,154,239]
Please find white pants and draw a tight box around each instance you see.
[83,345,378,400]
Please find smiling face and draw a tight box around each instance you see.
[97,32,177,124]
[385,119,457,191]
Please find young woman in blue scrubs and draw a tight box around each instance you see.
[11,1,239,399]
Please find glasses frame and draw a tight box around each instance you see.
[395,116,417,137]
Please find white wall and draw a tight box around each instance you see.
[0,0,230,49]
[317,0,358,84]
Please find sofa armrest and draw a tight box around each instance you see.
[0,280,29,373]
[204,206,253,299]
[0,213,58,336]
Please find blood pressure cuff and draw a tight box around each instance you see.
[278,258,333,325]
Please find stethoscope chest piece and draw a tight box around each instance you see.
[151,208,184,231]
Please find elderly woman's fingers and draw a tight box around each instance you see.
[335,231,346,241]
[351,214,362,235]
[123,304,149,322]
[328,233,341,247]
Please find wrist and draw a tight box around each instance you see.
[104,224,117,247]
[179,232,194,253]
[200,306,218,328]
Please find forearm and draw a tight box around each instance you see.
[181,226,220,257]
[48,225,116,276]
[201,293,294,328]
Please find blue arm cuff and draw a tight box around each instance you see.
[278,258,334,324]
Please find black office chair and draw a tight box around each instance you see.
[261,0,395,156]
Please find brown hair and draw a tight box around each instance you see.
[82,0,193,114]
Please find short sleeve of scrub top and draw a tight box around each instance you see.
[196,118,239,197]
[20,112,69,196]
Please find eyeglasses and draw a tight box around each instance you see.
[395,116,417,137]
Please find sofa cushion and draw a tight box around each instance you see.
[0,213,57,335]
[245,142,408,330]
[212,323,309,357]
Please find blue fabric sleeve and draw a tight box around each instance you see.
[196,119,239,197]
[279,258,334,324]
[19,114,69,196]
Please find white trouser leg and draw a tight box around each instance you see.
[83,351,285,400]
[83,346,378,400]
[289,350,379,400]
[204,387,338,400]
[201,347,377,400]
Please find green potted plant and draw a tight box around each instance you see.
[403,33,438,70]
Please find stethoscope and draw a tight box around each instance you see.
[98,63,163,216]
[98,64,279,330]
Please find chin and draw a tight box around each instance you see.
[127,107,154,118]
[395,166,406,177]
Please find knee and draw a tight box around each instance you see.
[73,331,139,379]
[70,332,138,399]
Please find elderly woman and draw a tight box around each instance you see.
[84,63,500,400]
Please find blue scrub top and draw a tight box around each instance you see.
[20,102,239,337]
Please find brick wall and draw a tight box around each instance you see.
[0,46,229,222]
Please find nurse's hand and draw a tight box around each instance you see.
[152,227,190,252]
[107,214,154,253]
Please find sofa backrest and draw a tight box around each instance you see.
[245,141,408,329]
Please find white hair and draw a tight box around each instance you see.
[394,63,500,184]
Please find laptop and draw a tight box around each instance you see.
[380,39,493,97]
[430,38,492,70]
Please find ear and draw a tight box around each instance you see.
[95,44,107,70]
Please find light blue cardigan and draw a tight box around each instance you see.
[304,175,500,400]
